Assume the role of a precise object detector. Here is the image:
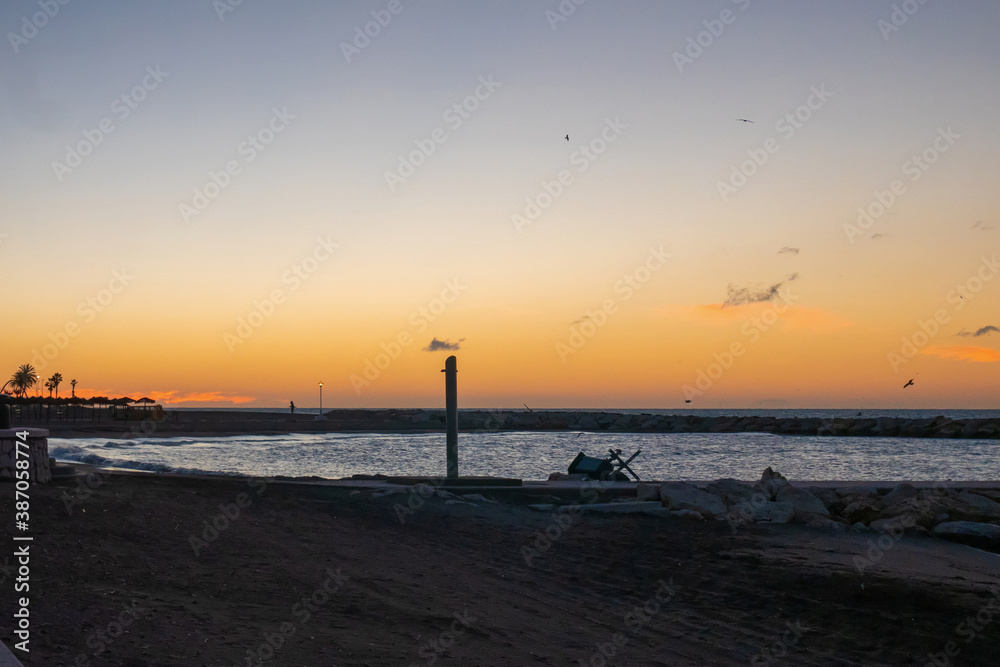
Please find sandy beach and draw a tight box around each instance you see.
[3,467,999,666]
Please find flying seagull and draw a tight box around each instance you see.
[903,379,914,388]
[736,118,755,123]
[564,134,570,141]
[685,400,692,404]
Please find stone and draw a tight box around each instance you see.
[671,509,704,520]
[705,478,756,506]
[806,487,840,510]
[882,483,919,507]
[837,486,879,499]
[636,483,661,501]
[957,492,1000,518]
[527,504,556,512]
[754,467,790,500]
[849,522,871,533]
[461,494,496,503]
[841,497,885,524]
[748,501,795,524]
[565,502,673,517]
[933,521,1000,552]
[575,416,600,430]
[775,485,830,516]
[659,482,726,518]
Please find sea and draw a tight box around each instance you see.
[48,408,1000,481]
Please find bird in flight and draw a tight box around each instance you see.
[903,379,914,388]
[565,134,570,141]
[685,399,692,404]
[736,118,754,123]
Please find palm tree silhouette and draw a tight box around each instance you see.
[49,373,63,398]
[7,364,38,398]
[71,379,78,397]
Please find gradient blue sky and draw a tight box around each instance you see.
[2,1,998,408]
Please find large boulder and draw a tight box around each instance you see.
[775,485,830,517]
[883,483,919,507]
[841,497,885,524]
[957,492,1000,519]
[806,487,841,511]
[933,521,1000,552]
[746,501,795,524]
[705,478,757,506]
[754,467,790,500]
[659,482,726,518]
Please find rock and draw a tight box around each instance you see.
[547,472,564,481]
[870,516,916,534]
[806,487,841,510]
[461,494,496,503]
[748,501,795,524]
[671,509,704,520]
[775,486,830,516]
[636,483,661,501]
[841,497,884,524]
[933,521,1000,552]
[754,467,790,500]
[565,502,673,516]
[705,478,756,506]
[575,416,600,430]
[444,499,474,505]
[837,486,879,499]
[882,483,919,507]
[849,522,871,533]
[957,492,1000,518]
[527,504,556,512]
[659,482,726,518]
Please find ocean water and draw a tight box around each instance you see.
[49,431,999,481]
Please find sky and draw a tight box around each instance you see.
[1,0,998,409]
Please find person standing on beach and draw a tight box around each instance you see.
[290,401,295,414]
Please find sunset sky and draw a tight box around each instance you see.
[2,1,998,409]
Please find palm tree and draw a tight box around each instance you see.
[45,379,54,398]
[71,379,78,397]
[6,364,38,398]
[49,373,63,398]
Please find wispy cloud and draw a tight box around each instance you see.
[957,325,1000,338]
[423,337,464,352]
[777,246,799,255]
[147,391,256,405]
[871,233,883,240]
[722,273,798,308]
[972,220,994,231]
[921,345,1000,363]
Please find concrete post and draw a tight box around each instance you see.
[442,355,458,478]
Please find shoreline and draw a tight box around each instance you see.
[25,408,1000,439]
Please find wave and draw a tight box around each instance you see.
[50,447,243,477]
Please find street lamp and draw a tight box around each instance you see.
[317,381,323,419]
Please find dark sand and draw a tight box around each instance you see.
[2,470,999,666]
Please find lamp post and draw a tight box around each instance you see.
[318,381,323,419]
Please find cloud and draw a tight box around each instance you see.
[423,337,464,352]
[920,345,1000,363]
[957,325,1000,338]
[972,220,994,231]
[871,233,883,240]
[777,247,799,255]
[722,273,798,308]
[147,391,256,405]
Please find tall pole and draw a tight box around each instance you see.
[442,355,458,479]
[318,381,323,417]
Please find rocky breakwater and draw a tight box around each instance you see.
[394,410,1000,438]
[558,467,1000,554]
